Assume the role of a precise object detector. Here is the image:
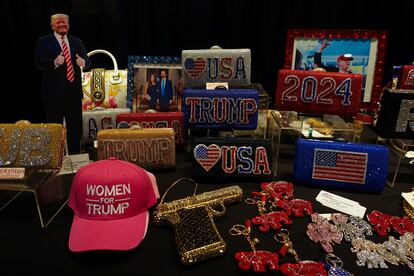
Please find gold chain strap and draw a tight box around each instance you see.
[159,178,198,204]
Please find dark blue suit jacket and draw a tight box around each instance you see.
[156,79,173,100]
[156,78,173,111]
[35,34,90,100]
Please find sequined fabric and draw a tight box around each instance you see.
[374,88,414,139]
[182,47,251,87]
[174,207,226,264]
[153,185,242,265]
[293,139,389,192]
[97,128,175,169]
[82,108,130,141]
[0,121,65,169]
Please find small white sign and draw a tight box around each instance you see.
[402,191,414,208]
[206,82,229,90]
[58,154,91,175]
[316,190,366,218]
[0,167,25,179]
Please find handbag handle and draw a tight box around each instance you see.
[159,178,198,204]
[81,49,123,85]
[129,123,143,130]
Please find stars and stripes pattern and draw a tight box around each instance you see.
[184,57,206,79]
[193,144,221,172]
[61,36,74,82]
[312,149,367,184]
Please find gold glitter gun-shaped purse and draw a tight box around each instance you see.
[0,120,66,169]
[153,178,242,265]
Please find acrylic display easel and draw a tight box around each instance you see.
[376,137,414,187]
[269,110,359,177]
[0,168,71,228]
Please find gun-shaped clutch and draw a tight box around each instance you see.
[153,178,242,264]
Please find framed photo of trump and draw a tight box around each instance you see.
[127,56,182,112]
[284,29,387,111]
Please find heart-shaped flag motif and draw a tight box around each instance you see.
[193,144,221,172]
[184,57,206,80]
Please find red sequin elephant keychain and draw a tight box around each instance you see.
[229,219,279,272]
[275,229,327,276]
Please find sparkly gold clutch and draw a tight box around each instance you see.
[403,200,414,220]
[97,127,175,169]
[0,120,66,169]
[153,178,242,264]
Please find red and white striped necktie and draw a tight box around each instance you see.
[61,36,74,82]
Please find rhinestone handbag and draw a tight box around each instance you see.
[81,49,128,110]
[293,138,389,192]
[191,136,273,181]
[374,88,414,139]
[97,126,175,170]
[116,111,186,147]
[0,120,66,169]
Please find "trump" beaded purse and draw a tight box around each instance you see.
[97,127,175,170]
[182,88,259,130]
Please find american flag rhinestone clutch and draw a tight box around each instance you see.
[293,139,388,192]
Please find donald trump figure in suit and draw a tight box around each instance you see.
[35,13,90,154]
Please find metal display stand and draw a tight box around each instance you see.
[269,110,359,176]
[376,137,414,187]
[0,169,70,228]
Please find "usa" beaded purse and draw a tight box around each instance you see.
[191,136,273,181]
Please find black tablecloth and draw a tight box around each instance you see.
[0,141,413,275]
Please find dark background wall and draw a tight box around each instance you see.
[1,0,412,123]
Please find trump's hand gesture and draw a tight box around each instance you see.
[76,53,85,67]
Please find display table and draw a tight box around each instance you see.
[269,110,358,176]
[0,147,412,275]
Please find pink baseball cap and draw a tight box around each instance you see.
[68,158,159,252]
